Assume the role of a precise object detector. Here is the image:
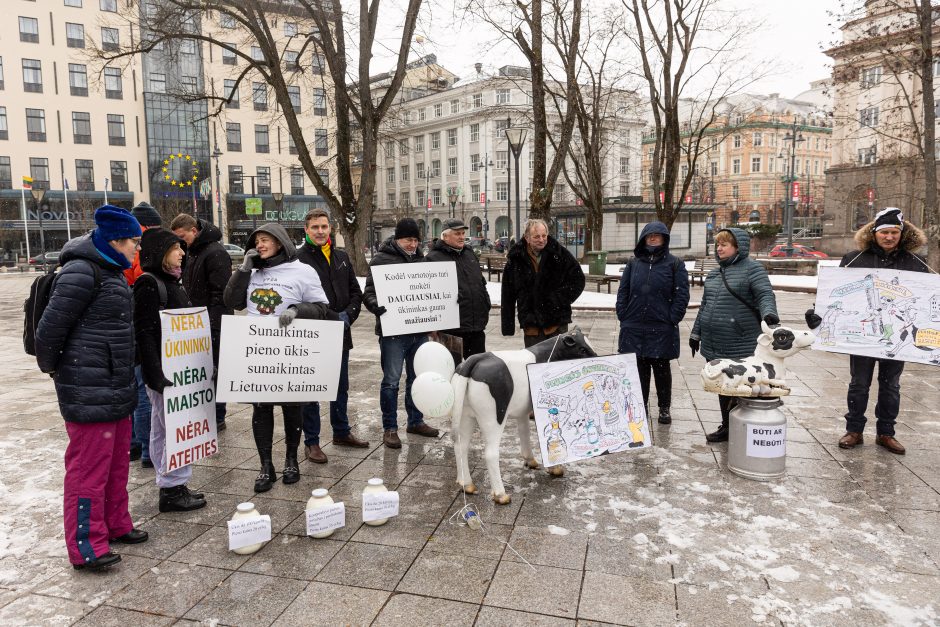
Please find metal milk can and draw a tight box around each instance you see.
[727,397,787,481]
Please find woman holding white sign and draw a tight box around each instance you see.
[223,223,337,492]
[134,228,208,513]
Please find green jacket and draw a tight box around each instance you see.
[691,228,777,361]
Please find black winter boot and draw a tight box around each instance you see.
[658,407,672,425]
[705,424,729,443]
[181,485,204,500]
[282,448,300,484]
[706,396,734,443]
[254,451,277,493]
[159,485,207,512]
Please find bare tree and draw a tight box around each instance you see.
[93,0,422,273]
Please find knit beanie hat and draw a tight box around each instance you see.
[873,207,904,232]
[131,201,162,227]
[95,205,142,241]
[394,218,421,240]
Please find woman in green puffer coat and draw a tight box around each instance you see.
[690,227,779,443]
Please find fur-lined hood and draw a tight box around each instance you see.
[854,220,926,252]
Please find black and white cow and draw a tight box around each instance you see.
[701,321,815,397]
[450,329,596,504]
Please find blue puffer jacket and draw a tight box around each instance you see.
[616,222,690,359]
[691,228,777,361]
[36,234,137,423]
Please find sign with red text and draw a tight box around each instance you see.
[160,307,218,470]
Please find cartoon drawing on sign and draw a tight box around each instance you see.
[818,302,858,345]
[543,407,568,465]
[625,380,645,448]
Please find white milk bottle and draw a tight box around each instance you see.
[230,502,265,555]
[362,477,389,526]
[306,488,336,538]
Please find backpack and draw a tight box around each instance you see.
[139,271,168,309]
[23,260,100,356]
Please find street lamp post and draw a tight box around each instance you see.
[30,188,47,270]
[212,144,224,237]
[481,155,493,242]
[504,123,528,244]
[272,192,284,224]
[447,186,459,220]
[781,119,805,257]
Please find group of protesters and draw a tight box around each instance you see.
[34,200,928,571]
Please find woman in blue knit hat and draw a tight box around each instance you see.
[36,205,150,571]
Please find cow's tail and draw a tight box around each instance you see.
[450,372,470,434]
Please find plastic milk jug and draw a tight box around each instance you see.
[362,477,389,526]
[230,502,265,555]
[306,488,336,538]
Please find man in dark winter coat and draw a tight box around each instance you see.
[297,209,369,463]
[502,218,585,347]
[36,205,148,571]
[616,221,690,424]
[363,218,441,448]
[806,208,931,456]
[425,217,492,359]
[170,214,233,431]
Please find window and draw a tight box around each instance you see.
[750,156,761,173]
[251,46,264,62]
[65,0,83,6]
[414,136,424,153]
[0,57,4,90]
[101,27,119,52]
[431,160,440,177]
[430,132,441,150]
[150,73,166,93]
[619,157,628,174]
[66,23,85,48]
[398,139,408,156]
[284,22,298,37]
[384,140,395,158]
[751,182,761,197]
[181,76,197,94]
[447,128,458,147]
[417,107,426,122]
[400,191,410,206]
[99,0,117,11]
[69,64,88,96]
[387,168,395,183]
[287,85,301,112]
[22,59,42,93]
[72,112,92,144]
[313,88,326,115]
[228,165,243,193]
[111,161,128,191]
[432,188,441,205]
[76,160,95,191]
[731,184,739,199]
[26,108,46,142]
[223,79,239,108]
[0,107,7,140]
[470,123,479,143]
[471,183,480,201]
[554,184,567,202]
[860,66,882,89]
[30,158,49,188]
[254,124,269,153]
[387,192,397,208]
[814,160,819,175]
[288,135,297,155]
[448,157,457,175]
[710,161,718,176]
[496,88,510,104]
[180,39,196,55]
[860,106,879,127]
[225,122,242,152]
[256,166,271,194]
[733,134,741,148]
[314,129,328,156]
[416,190,426,207]
[495,119,509,133]
[752,132,762,147]
[220,13,236,29]
[312,54,325,75]
[732,158,741,174]
[107,114,125,146]
[284,51,299,71]
[221,43,237,65]
[252,83,267,111]
[416,162,425,179]
[470,154,480,172]
[496,181,508,201]
[496,151,508,169]
[619,184,629,196]
[473,93,483,108]
[450,99,459,114]
[290,168,304,195]
[0,157,11,189]
[19,17,39,43]
[434,103,443,118]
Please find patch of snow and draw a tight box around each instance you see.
[764,565,800,582]
[632,532,649,545]
[547,525,570,536]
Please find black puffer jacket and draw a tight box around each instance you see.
[426,239,491,333]
[181,219,233,330]
[501,235,585,336]
[35,234,137,423]
[363,237,425,336]
[840,219,929,272]
[134,228,192,393]
[297,239,362,351]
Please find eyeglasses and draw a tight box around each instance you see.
[131,238,142,248]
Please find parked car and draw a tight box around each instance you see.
[768,244,829,259]
[223,243,245,264]
[29,251,61,266]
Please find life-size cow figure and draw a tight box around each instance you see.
[701,322,815,397]
[450,329,596,504]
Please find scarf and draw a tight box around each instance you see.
[305,234,332,264]
[92,229,132,270]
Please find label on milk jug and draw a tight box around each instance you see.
[745,423,787,458]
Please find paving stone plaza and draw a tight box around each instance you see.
[1,274,938,626]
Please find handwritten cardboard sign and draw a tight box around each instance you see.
[371,262,459,335]
[306,503,346,536]
[362,491,400,522]
[227,515,272,551]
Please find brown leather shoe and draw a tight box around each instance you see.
[383,430,402,449]
[332,433,370,448]
[838,432,864,449]
[305,444,327,464]
[876,435,906,455]
[406,423,440,438]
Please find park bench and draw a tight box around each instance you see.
[584,274,620,294]
[689,257,719,286]
[481,255,507,282]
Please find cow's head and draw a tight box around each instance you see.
[529,327,597,363]
[758,321,815,358]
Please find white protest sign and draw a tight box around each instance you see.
[362,491,400,522]
[371,262,460,335]
[745,423,787,458]
[527,354,651,467]
[216,316,344,403]
[814,267,940,366]
[160,307,218,470]
[227,515,271,551]
[306,503,346,536]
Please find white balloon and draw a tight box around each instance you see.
[413,341,456,379]
[411,372,455,418]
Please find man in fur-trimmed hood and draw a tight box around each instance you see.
[841,207,929,272]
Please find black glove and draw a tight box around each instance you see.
[763,313,780,327]
[240,248,260,272]
[375,305,388,316]
[804,308,822,330]
[155,377,173,394]
[689,338,700,358]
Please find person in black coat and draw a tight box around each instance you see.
[134,228,207,514]
[36,205,148,571]
[425,217,492,359]
[501,218,585,347]
[616,222,690,424]
[170,214,233,431]
[296,209,369,463]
